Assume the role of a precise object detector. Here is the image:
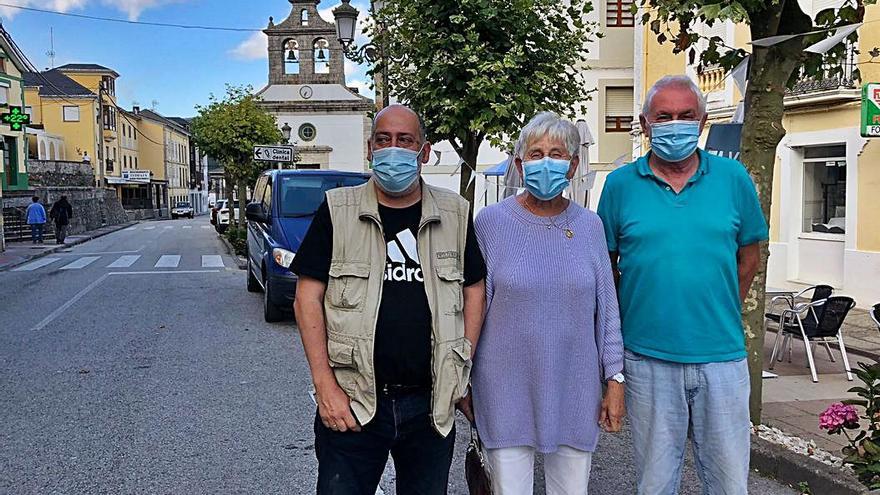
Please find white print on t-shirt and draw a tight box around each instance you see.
[385,229,423,283]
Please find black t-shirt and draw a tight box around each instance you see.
[291,199,486,387]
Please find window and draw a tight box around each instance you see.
[607,0,635,27]
[63,106,80,122]
[299,123,317,141]
[0,58,6,73]
[263,178,273,210]
[284,39,300,75]
[802,145,847,234]
[314,38,330,74]
[134,156,138,168]
[604,86,634,132]
[301,9,309,26]
[24,106,33,119]
[0,81,9,106]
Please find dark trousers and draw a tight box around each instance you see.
[55,224,68,244]
[30,224,44,243]
[314,391,455,495]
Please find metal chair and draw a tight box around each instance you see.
[764,285,834,366]
[768,296,856,383]
[871,303,880,332]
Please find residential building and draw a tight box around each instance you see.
[626,0,880,306]
[256,0,374,170]
[0,22,35,251]
[168,116,209,213]
[136,108,190,211]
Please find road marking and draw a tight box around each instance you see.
[154,255,181,268]
[124,226,138,232]
[109,270,220,276]
[183,225,192,229]
[13,257,61,272]
[60,256,100,270]
[59,248,143,256]
[163,226,174,230]
[31,273,110,331]
[107,255,141,268]
[143,226,156,230]
[201,255,225,268]
[201,225,211,229]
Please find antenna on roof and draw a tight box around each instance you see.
[151,99,159,111]
[46,27,56,69]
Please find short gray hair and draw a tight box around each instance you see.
[370,104,427,144]
[514,112,580,160]
[642,75,707,117]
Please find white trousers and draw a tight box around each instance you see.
[485,446,593,495]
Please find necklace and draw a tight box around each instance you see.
[521,198,575,239]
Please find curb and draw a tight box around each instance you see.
[218,233,247,270]
[0,221,138,272]
[750,435,870,494]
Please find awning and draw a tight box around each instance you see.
[483,157,511,176]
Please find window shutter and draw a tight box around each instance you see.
[605,87,634,117]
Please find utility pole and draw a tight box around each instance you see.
[96,79,104,187]
[46,27,56,69]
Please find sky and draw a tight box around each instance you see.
[1,0,374,118]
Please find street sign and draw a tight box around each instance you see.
[253,145,293,162]
[1,106,30,131]
[861,83,880,137]
[122,170,151,183]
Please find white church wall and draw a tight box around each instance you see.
[276,114,368,172]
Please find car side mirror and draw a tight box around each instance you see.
[245,202,269,223]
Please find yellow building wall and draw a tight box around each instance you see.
[858,141,880,251]
[641,23,687,98]
[166,129,190,202]
[136,118,166,181]
[28,94,98,167]
[62,72,121,176]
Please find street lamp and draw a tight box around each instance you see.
[333,0,389,108]
[281,122,292,144]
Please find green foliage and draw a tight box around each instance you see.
[223,226,247,256]
[835,362,880,488]
[190,85,282,190]
[641,0,877,88]
[796,481,811,495]
[370,0,597,163]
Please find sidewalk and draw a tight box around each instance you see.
[0,222,137,272]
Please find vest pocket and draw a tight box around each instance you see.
[327,338,359,396]
[435,265,464,315]
[327,262,370,310]
[435,337,473,407]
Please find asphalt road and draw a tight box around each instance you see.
[0,217,798,494]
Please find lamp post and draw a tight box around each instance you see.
[333,0,389,109]
[280,122,292,170]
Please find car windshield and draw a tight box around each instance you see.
[176,202,191,208]
[280,175,368,217]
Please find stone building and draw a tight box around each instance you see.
[255,0,374,171]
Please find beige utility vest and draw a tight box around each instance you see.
[324,179,472,437]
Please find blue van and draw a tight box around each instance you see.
[245,169,370,322]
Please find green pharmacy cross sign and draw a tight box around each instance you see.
[1,106,30,131]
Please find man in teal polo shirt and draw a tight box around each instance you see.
[598,75,768,495]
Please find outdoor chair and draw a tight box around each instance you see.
[871,303,880,332]
[764,285,834,366]
[768,296,857,383]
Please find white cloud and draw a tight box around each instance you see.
[347,78,374,98]
[0,0,185,21]
[230,31,268,61]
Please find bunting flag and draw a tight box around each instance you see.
[805,23,861,54]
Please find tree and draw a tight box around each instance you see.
[190,85,282,228]
[641,0,875,423]
[371,0,598,210]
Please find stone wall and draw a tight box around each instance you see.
[125,208,160,222]
[4,187,128,236]
[27,160,94,188]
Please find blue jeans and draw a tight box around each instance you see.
[624,350,750,495]
[30,224,44,243]
[314,391,455,495]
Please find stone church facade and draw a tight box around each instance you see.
[256,0,374,171]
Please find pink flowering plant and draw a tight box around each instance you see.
[821,362,880,488]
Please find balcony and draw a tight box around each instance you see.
[103,127,117,142]
[787,45,858,96]
[697,66,726,95]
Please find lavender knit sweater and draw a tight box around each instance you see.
[472,196,624,453]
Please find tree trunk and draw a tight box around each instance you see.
[224,169,235,231]
[237,178,248,229]
[740,4,812,424]
[458,133,481,214]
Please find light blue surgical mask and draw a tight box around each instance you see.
[371,146,423,194]
[650,120,701,163]
[522,157,571,201]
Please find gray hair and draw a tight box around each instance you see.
[514,112,580,160]
[370,104,427,144]
[642,75,707,117]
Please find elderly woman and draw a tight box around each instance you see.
[470,112,625,494]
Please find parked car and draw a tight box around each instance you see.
[171,201,194,219]
[245,169,370,322]
[216,200,240,233]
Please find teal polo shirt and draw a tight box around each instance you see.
[597,150,769,363]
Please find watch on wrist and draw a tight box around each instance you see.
[609,373,626,384]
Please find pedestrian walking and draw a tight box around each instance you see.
[25,196,47,244]
[50,195,73,245]
[597,75,769,495]
[291,104,487,495]
[466,112,625,494]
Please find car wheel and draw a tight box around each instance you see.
[247,257,262,293]
[263,276,284,323]
[172,215,177,220]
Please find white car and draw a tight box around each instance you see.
[171,201,194,219]
[216,200,240,232]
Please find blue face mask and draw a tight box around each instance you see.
[371,146,423,194]
[522,157,571,201]
[650,120,701,163]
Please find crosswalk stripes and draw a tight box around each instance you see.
[60,256,100,270]
[143,226,156,230]
[201,255,224,268]
[183,226,192,229]
[12,257,61,272]
[107,255,141,268]
[163,226,174,229]
[201,225,211,229]
[154,255,181,268]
